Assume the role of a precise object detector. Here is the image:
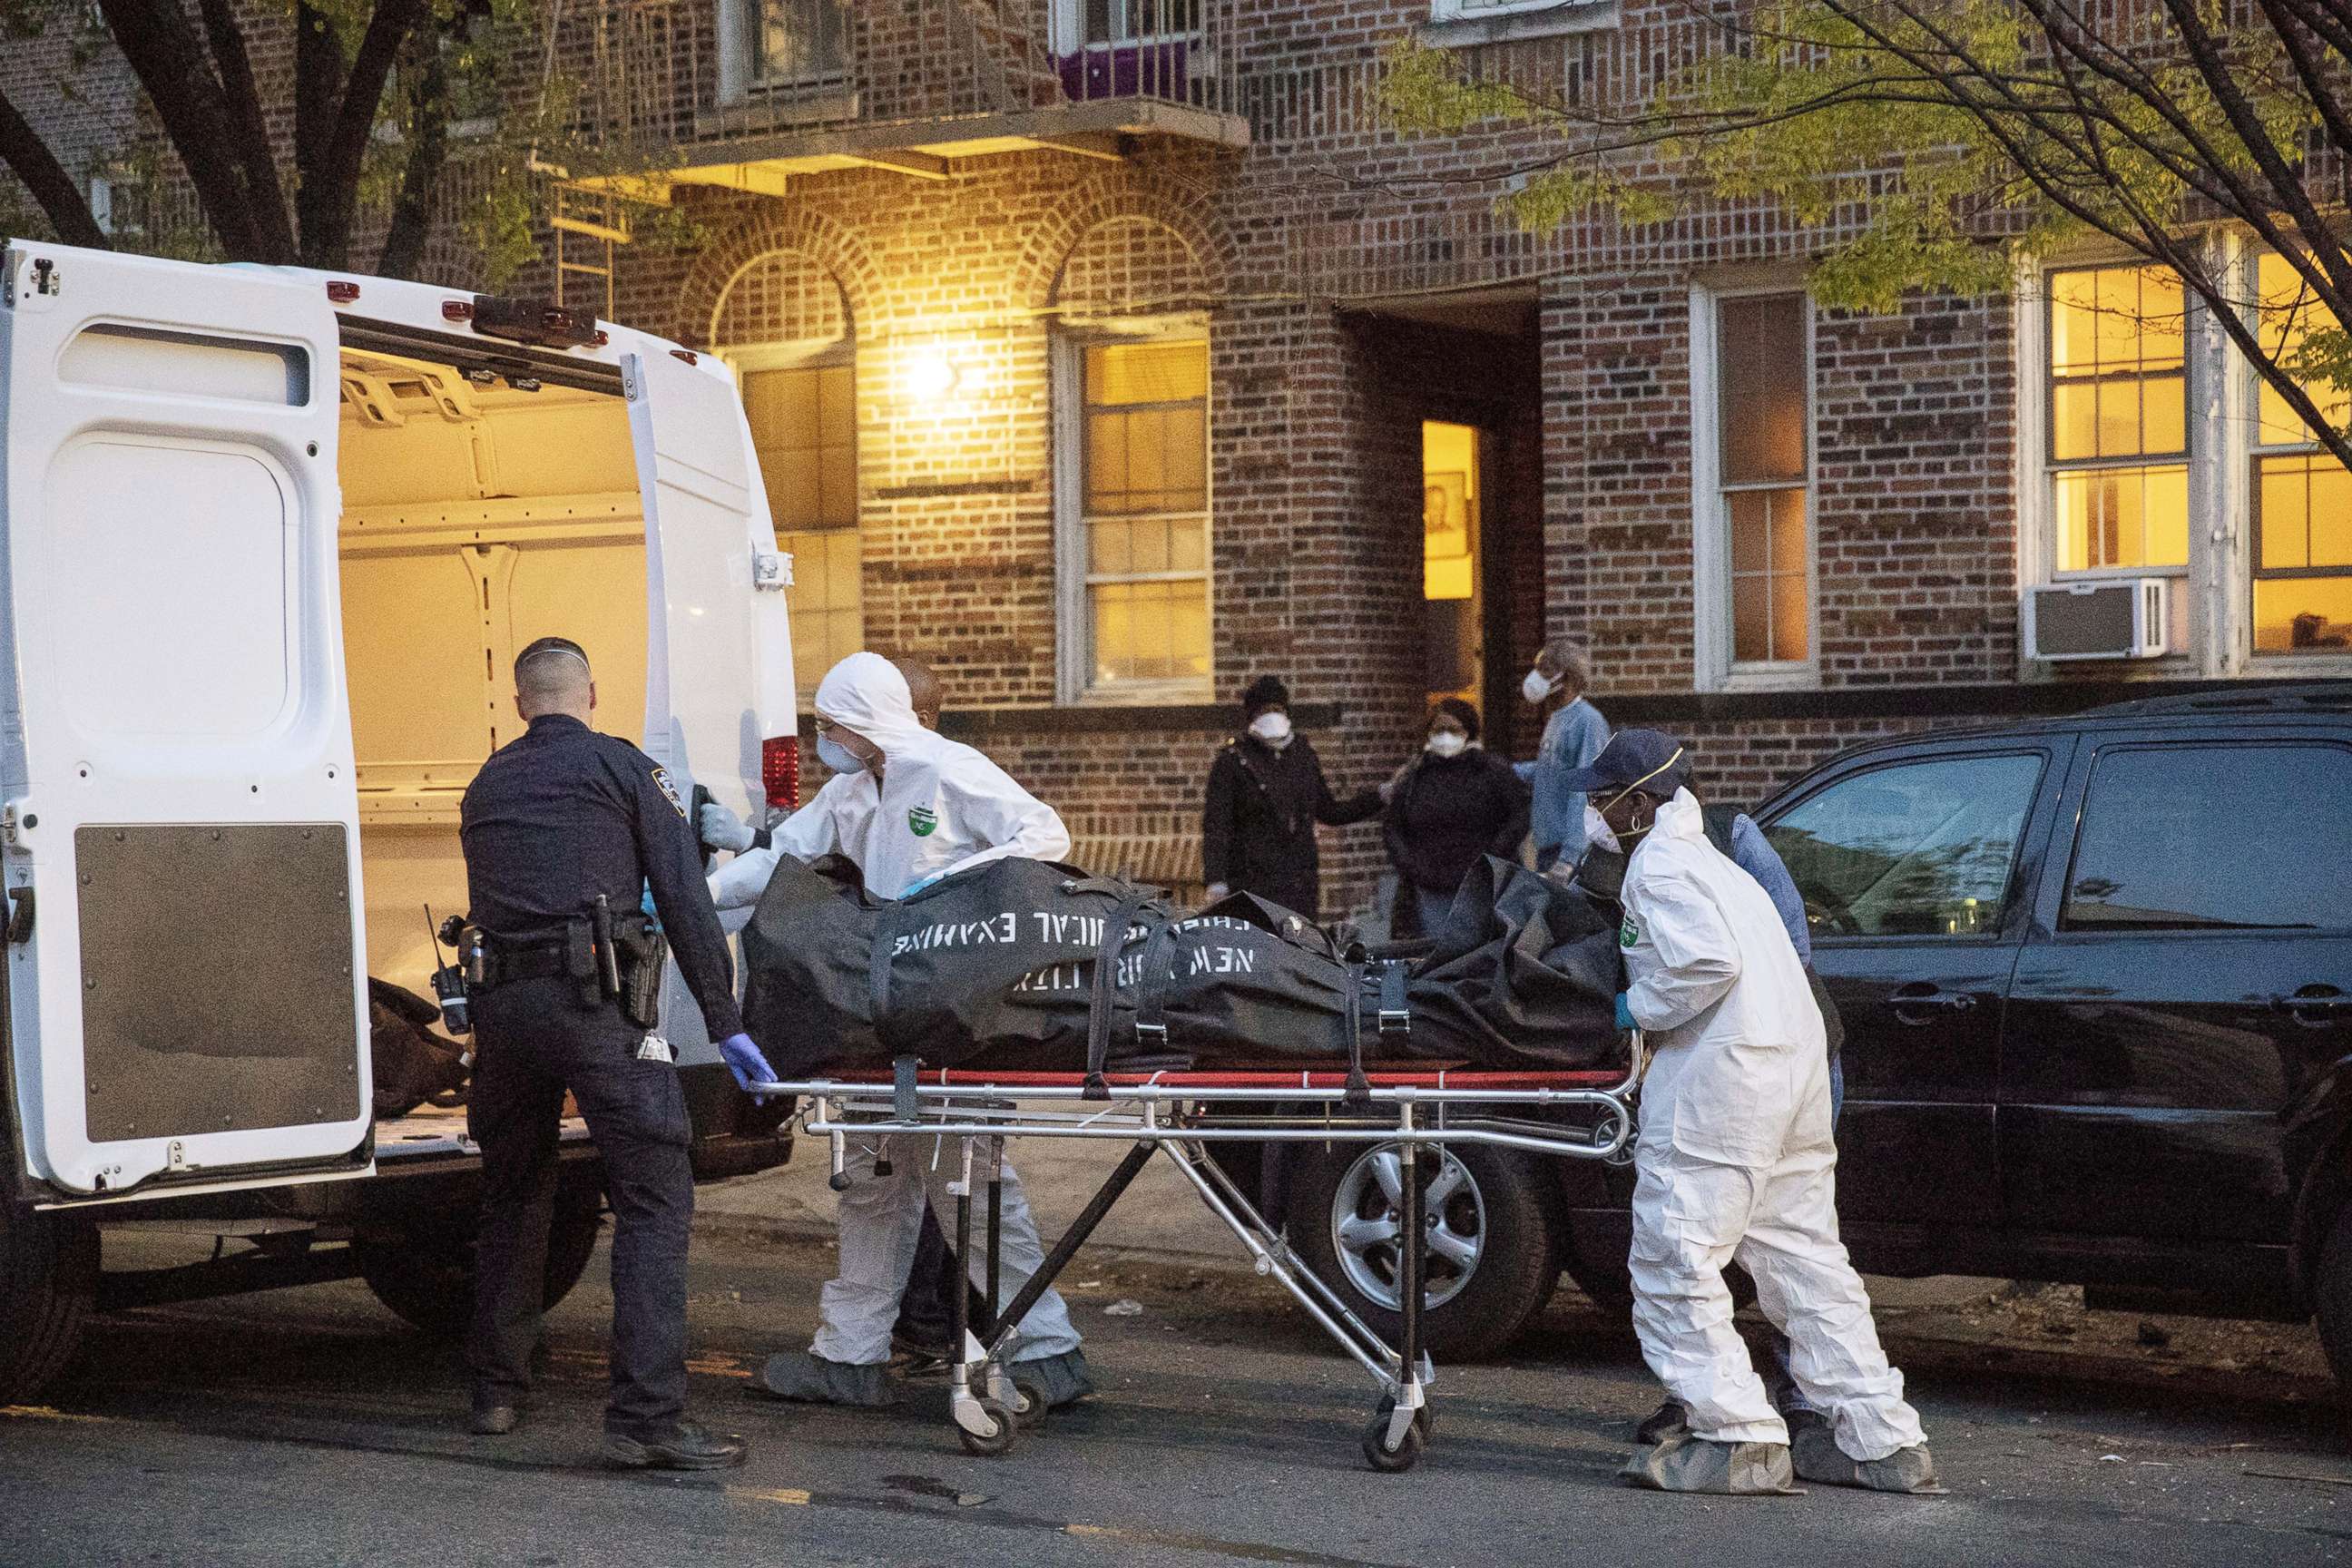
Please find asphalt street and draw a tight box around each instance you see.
[3,1230,2349,1568]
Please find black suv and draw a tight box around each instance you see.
[1287,683,2352,1373]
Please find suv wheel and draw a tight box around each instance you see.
[355,1181,604,1339]
[0,1203,98,1402]
[2313,1202,2352,1385]
[1289,1141,1559,1361]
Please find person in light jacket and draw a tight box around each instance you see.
[1524,640,1610,872]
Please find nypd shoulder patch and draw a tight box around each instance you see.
[650,767,688,818]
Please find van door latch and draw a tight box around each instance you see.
[752,551,789,591]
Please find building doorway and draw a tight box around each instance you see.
[1422,419,1485,705]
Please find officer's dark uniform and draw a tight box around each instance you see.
[459,711,745,1442]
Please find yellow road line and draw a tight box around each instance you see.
[0,1405,113,1424]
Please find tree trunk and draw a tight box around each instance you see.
[0,88,111,250]
[377,44,453,282]
[301,0,432,270]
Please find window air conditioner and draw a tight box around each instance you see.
[2025,578,2171,662]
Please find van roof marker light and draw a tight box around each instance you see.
[326,280,360,304]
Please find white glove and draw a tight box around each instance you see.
[697,799,756,854]
[1204,882,1230,904]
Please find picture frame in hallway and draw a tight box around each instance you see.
[1425,470,1474,600]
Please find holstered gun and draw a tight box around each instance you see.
[612,912,669,1031]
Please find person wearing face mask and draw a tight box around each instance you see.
[1567,730,1937,1498]
[1200,674,1383,919]
[1586,783,1849,1455]
[1523,640,1610,875]
[701,652,1068,910]
[1379,698,1532,939]
[695,652,1089,1411]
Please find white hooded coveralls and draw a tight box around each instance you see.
[709,652,1079,1367]
[709,654,1072,910]
[1621,789,1923,1461]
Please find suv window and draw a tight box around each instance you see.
[1767,752,2043,938]
[2062,742,2352,931]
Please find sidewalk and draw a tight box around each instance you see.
[695,1132,1247,1269]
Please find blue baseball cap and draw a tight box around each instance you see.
[1557,728,1690,800]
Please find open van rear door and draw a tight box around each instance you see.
[1,243,368,1200]
[622,346,792,1052]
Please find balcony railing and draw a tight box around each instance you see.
[567,0,1243,172]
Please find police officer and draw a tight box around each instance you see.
[459,636,778,1469]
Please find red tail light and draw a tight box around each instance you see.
[761,736,800,811]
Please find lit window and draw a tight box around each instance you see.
[1068,336,1211,693]
[742,358,861,693]
[1716,293,1812,666]
[2047,266,2190,572]
[2249,250,2352,654]
[742,0,848,90]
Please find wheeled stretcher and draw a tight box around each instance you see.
[755,1034,1642,1473]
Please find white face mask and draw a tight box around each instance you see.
[1583,803,1621,854]
[1248,711,1294,749]
[1522,667,1562,705]
[816,735,867,776]
[1425,731,1468,760]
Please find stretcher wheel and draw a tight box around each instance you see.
[1010,1374,1052,1432]
[1374,1392,1434,1442]
[956,1398,1018,1457]
[1360,1406,1426,1474]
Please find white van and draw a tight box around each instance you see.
[0,240,799,1395]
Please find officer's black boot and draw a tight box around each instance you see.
[603,1418,749,1471]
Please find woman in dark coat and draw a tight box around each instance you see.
[1383,698,1533,938]
[1200,675,1383,920]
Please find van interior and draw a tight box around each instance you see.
[335,343,647,1030]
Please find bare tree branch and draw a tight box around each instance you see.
[302,0,431,268]
[377,34,452,281]
[0,82,109,250]
[93,0,271,260]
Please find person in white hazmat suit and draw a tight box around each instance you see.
[697,651,1090,1409]
[1565,728,1940,1496]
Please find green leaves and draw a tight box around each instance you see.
[1377,0,2352,440]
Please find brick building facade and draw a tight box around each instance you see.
[10,0,2347,919]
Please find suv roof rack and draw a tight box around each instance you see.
[2077,681,2352,720]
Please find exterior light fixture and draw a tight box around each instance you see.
[906,350,960,403]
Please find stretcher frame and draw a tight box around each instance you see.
[757,1035,1642,1472]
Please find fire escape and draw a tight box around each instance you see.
[559,0,1247,263]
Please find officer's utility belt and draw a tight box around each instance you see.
[467,896,669,1029]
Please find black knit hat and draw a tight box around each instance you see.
[1240,674,1290,720]
[1429,697,1481,743]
